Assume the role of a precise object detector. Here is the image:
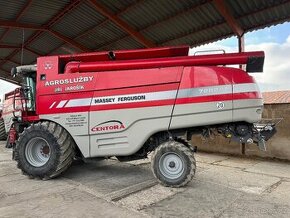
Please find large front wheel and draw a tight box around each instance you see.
[15,122,75,179]
[151,140,196,187]
[0,118,7,140]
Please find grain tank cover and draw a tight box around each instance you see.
[63,49,265,74]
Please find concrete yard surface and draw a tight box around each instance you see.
[1,142,290,218]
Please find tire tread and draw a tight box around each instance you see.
[151,140,196,188]
[15,121,75,179]
[0,118,7,140]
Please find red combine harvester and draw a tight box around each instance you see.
[2,46,276,187]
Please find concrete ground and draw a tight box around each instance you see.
[0,142,290,218]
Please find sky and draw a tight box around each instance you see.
[1,22,290,101]
[190,22,290,92]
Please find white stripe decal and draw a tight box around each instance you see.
[52,83,259,108]
[233,83,259,93]
[65,98,92,108]
[49,101,56,109]
[178,85,232,98]
[91,90,177,106]
[56,100,68,108]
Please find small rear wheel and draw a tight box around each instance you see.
[15,122,75,179]
[151,140,196,187]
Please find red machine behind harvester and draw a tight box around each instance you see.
[2,46,276,187]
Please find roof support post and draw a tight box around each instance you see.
[238,35,245,69]
[238,35,245,53]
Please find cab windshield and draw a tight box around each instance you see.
[23,73,36,111]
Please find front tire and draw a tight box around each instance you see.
[15,122,75,179]
[0,118,7,140]
[151,140,196,187]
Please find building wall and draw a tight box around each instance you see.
[192,103,290,160]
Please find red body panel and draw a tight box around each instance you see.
[179,66,233,88]
[59,46,189,62]
[64,51,264,73]
[27,46,264,117]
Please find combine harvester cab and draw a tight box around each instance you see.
[6,46,276,187]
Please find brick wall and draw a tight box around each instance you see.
[192,104,290,161]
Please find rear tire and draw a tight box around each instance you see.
[151,140,196,187]
[15,121,75,179]
[0,118,7,140]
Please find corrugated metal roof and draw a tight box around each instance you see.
[0,28,6,36]
[121,0,205,30]
[77,21,128,49]
[163,23,232,46]
[1,61,16,72]
[0,49,14,58]
[19,0,70,25]
[1,29,35,45]
[97,0,139,14]
[10,49,37,65]
[51,2,106,39]
[28,32,64,54]
[227,0,288,17]
[240,6,290,31]
[263,90,290,104]
[227,0,290,31]
[0,0,290,84]
[49,44,79,56]
[0,0,27,20]
[100,35,143,51]
[143,2,223,44]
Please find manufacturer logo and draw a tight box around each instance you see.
[44,62,53,70]
[216,102,225,109]
[91,120,125,132]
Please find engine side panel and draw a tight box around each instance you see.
[170,66,233,129]
[89,106,173,157]
[232,72,263,122]
[233,99,263,123]
[170,66,262,129]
